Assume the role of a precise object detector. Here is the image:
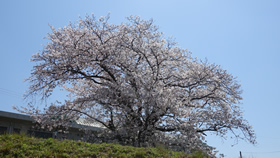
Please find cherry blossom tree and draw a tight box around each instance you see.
[20,14,256,156]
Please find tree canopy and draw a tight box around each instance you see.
[20,14,256,156]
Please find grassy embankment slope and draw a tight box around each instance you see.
[0,134,209,158]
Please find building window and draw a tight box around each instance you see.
[13,128,21,134]
[28,130,52,139]
[0,126,8,135]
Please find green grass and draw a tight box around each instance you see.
[0,134,209,158]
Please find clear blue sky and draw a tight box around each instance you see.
[1,0,280,157]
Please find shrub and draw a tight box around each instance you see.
[0,134,209,157]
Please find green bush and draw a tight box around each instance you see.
[0,134,208,158]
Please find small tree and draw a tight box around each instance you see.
[20,14,256,156]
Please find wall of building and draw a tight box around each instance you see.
[0,111,101,141]
[0,116,33,135]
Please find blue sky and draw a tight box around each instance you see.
[1,0,280,157]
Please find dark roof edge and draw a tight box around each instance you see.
[0,110,33,121]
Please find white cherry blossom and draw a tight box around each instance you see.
[21,14,256,156]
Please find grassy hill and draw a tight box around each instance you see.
[0,134,209,158]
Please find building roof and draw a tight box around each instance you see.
[0,110,33,121]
